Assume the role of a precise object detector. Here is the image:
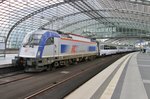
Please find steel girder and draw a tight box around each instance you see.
[6,0,81,45]
[40,8,150,30]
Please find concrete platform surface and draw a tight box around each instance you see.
[0,54,17,68]
[65,52,150,99]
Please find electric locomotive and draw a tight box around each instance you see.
[12,29,97,72]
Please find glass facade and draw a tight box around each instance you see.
[0,0,149,48]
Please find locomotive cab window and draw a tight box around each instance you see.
[23,34,42,46]
[46,37,54,45]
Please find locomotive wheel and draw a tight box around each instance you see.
[65,60,69,67]
[46,64,52,71]
[54,61,59,67]
[68,59,73,65]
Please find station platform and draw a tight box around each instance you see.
[0,54,17,68]
[65,52,150,99]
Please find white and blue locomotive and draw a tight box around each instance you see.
[12,29,97,72]
[12,29,134,72]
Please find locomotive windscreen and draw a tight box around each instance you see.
[23,33,42,46]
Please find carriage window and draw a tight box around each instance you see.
[104,45,110,50]
[104,45,117,50]
[111,46,117,49]
[46,38,54,45]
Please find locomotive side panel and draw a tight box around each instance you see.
[41,37,60,58]
[58,38,97,59]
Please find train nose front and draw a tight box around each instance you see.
[19,46,38,58]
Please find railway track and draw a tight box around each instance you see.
[0,65,24,75]
[0,72,33,85]
[24,54,125,99]
[0,64,26,85]
[0,71,24,79]
[0,60,94,85]
[0,53,128,99]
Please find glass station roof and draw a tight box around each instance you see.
[0,0,150,48]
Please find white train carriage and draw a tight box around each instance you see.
[117,45,134,53]
[98,44,118,56]
[117,46,126,53]
[12,29,97,72]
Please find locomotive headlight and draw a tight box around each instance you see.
[37,51,40,56]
